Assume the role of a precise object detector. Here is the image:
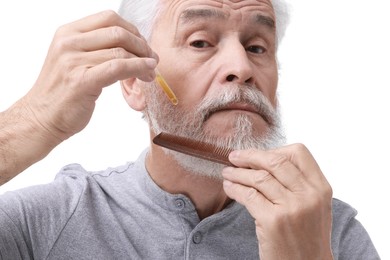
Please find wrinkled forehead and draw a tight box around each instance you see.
[158,0,276,28]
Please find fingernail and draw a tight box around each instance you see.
[229,150,240,160]
[145,58,157,69]
[141,72,156,82]
[222,167,233,176]
[223,180,233,188]
[147,75,155,82]
[152,51,159,62]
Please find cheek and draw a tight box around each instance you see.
[161,62,214,108]
[256,64,278,106]
[269,73,278,106]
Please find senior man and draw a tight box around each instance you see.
[0,0,379,259]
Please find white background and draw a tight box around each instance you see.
[0,0,388,258]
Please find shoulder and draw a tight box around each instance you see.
[331,198,380,259]
[331,198,359,237]
[55,160,146,203]
[61,160,140,188]
[332,198,358,221]
[0,164,93,223]
[0,161,139,258]
[0,161,135,217]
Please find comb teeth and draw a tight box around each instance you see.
[153,132,234,166]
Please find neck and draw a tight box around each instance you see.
[146,143,232,220]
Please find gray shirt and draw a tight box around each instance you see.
[0,150,380,259]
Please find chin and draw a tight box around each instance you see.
[203,115,268,139]
[166,149,226,180]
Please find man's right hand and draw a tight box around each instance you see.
[0,10,157,184]
[24,10,157,142]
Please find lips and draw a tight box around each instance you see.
[217,102,260,114]
[204,102,272,125]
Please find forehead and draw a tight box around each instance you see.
[159,0,276,25]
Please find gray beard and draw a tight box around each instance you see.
[143,82,286,180]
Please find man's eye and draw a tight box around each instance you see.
[190,40,210,48]
[246,45,266,54]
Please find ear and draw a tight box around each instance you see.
[120,78,146,111]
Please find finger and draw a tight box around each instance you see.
[65,10,141,37]
[271,144,330,188]
[229,149,307,192]
[72,48,139,69]
[223,179,273,217]
[70,26,154,59]
[84,57,157,91]
[222,166,288,203]
[73,48,157,82]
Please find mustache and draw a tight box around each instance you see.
[195,85,279,127]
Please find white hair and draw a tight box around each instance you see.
[118,0,290,47]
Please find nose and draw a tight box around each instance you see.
[219,42,255,85]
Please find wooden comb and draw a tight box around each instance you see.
[153,132,234,166]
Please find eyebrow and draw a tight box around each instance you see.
[179,8,275,29]
[179,8,227,24]
[254,14,275,29]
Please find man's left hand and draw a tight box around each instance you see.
[222,144,334,260]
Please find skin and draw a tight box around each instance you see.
[0,1,334,259]
[123,0,280,218]
[123,0,334,259]
[0,11,157,183]
[154,0,278,137]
